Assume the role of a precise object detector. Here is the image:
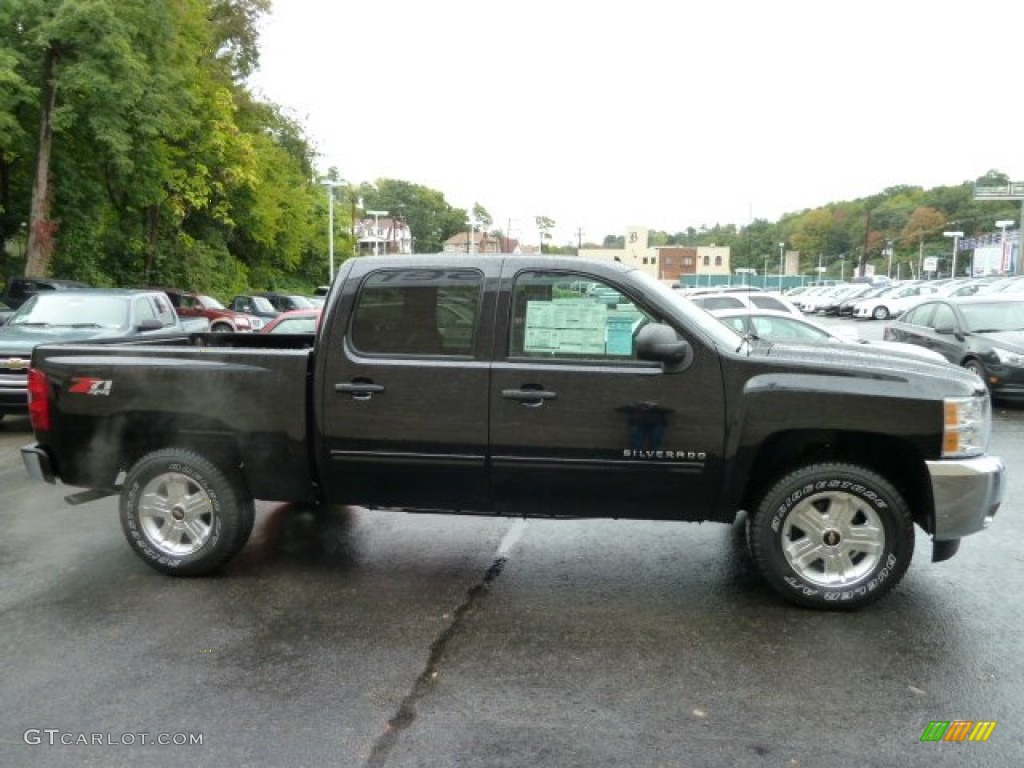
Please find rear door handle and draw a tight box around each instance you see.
[502,388,557,406]
[336,382,385,400]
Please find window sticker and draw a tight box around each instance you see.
[524,299,607,354]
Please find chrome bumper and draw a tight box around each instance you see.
[926,455,1005,541]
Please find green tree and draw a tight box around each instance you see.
[471,202,492,230]
[359,178,468,254]
[535,215,555,253]
[899,206,946,250]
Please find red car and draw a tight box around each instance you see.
[258,308,321,334]
[162,289,262,332]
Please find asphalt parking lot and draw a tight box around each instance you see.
[2,315,1022,768]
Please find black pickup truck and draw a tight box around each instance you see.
[21,255,1005,609]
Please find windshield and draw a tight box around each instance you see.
[198,295,226,310]
[251,296,276,313]
[11,293,129,329]
[631,270,744,348]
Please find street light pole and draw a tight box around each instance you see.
[318,180,344,282]
[366,210,388,255]
[996,219,1015,274]
[943,231,964,278]
[778,242,785,290]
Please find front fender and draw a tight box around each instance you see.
[717,370,945,518]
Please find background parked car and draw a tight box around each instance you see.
[708,308,948,362]
[838,284,889,316]
[807,283,877,315]
[684,291,802,316]
[162,288,262,332]
[851,282,938,320]
[228,294,280,320]
[257,291,317,313]
[676,284,763,296]
[259,307,321,334]
[882,295,1024,400]
[0,277,89,309]
[0,289,187,419]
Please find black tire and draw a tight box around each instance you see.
[211,323,232,333]
[119,448,254,576]
[747,462,914,610]
[871,305,889,320]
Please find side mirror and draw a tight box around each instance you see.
[636,323,691,369]
[136,318,164,332]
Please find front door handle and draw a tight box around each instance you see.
[502,388,557,407]
[336,382,385,400]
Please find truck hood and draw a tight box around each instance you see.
[746,338,982,396]
[757,338,947,369]
[0,325,129,354]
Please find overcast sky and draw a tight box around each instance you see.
[249,0,1023,246]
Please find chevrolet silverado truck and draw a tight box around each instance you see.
[20,255,1005,609]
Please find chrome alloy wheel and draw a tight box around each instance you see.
[780,491,885,588]
[138,471,214,557]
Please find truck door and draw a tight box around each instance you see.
[488,267,726,519]
[317,265,492,509]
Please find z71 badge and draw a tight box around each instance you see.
[68,377,113,396]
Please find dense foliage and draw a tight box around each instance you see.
[561,171,1020,280]
[0,0,473,297]
[0,2,1018,295]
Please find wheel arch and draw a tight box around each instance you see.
[738,429,934,533]
[58,410,245,492]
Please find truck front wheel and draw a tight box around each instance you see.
[119,448,254,576]
[748,462,914,609]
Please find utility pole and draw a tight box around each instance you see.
[859,208,871,278]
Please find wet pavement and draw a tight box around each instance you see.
[2,325,1022,766]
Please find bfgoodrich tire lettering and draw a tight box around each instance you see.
[748,462,914,609]
[119,449,254,576]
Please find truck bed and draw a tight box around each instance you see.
[31,332,316,501]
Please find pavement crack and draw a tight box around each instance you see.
[364,531,516,768]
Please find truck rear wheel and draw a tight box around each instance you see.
[119,448,254,576]
[747,462,914,609]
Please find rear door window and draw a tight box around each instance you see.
[349,268,482,356]
[695,296,744,311]
[750,295,790,312]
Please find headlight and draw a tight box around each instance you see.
[942,395,991,458]
[993,347,1024,366]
